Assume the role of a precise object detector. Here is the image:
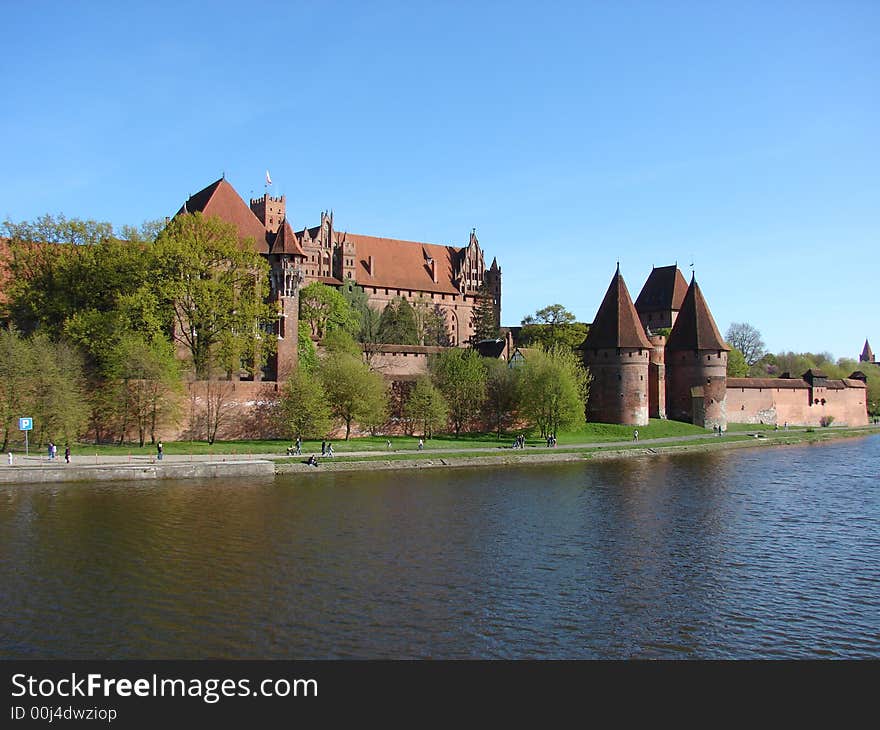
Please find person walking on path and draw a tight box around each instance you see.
[64,445,71,464]
[48,441,55,460]
[327,443,334,457]
[295,437,302,455]
[321,441,327,456]
[418,438,424,451]
[157,441,164,461]
[633,430,639,442]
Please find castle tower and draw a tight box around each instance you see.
[250,193,286,234]
[634,264,689,331]
[267,219,306,380]
[647,332,667,419]
[581,266,652,425]
[664,275,729,429]
[861,340,874,364]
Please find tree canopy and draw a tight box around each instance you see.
[725,322,766,368]
[520,304,588,350]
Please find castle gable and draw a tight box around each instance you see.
[178,178,270,253]
[582,267,652,350]
[665,277,729,352]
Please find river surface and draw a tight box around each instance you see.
[2,436,878,659]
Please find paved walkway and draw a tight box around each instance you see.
[4,425,876,472]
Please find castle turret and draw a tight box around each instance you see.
[486,256,502,329]
[665,275,729,429]
[581,266,652,425]
[267,219,306,380]
[861,340,874,363]
[250,193,286,234]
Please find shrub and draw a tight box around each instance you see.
[819,416,835,427]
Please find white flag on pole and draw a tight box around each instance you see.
[266,170,272,185]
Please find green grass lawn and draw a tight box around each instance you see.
[46,418,716,458]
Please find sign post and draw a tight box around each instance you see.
[19,417,33,457]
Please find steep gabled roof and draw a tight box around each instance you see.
[582,266,652,350]
[342,233,462,295]
[861,340,874,362]
[666,276,730,351]
[634,265,689,314]
[269,219,306,257]
[177,178,269,253]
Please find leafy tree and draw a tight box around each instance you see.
[378,297,419,345]
[321,328,362,358]
[520,304,588,351]
[412,295,450,347]
[405,376,449,437]
[153,213,275,379]
[319,352,389,439]
[519,345,588,438]
[27,333,89,447]
[483,359,522,438]
[470,286,499,343]
[725,322,766,367]
[277,369,331,440]
[0,328,32,451]
[2,217,159,338]
[298,325,318,374]
[727,348,749,378]
[342,282,382,343]
[429,348,487,436]
[299,282,359,340]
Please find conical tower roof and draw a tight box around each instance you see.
[666,276,730,351]
[270,218,306,257]
[582,266,652,350]
[861,339,874,362]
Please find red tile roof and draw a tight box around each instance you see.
[727,378,808,389]
[666,277,729,351]
[341,233,462,295]
[634,265,689,314]
[177,178,269,253]
[582,267,652,350]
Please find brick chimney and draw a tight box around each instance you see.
[368,255,375,276]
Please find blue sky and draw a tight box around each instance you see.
[2,1,877,360]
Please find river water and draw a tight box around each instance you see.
[2,436,878,659]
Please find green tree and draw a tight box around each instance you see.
[0,328,32,451]
[470,286,499,343]
[378,297,419,345]
[520,345,588,438]
[299,282,359,340]
[320,352,389,439]
[405,376,449,437]
[298,325,318,374]
[412,295,450,347]
[277,369,332,440]
[483,359,522,438]
[28,333,89,447]
[153,213,275,379]
[520,304,588,351]
[429,348,487,436]
[727,348,749,378]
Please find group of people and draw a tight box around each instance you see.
[712,425,725,436]
[512,434,526,449]
[321,441,334,457]
[47,441,72,463]
[546,434,557,447]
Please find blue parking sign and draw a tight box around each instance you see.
[19,417,33,431]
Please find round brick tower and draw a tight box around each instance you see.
[647,333,667,419]
[665,276,729,430]
[582,266,651,426]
